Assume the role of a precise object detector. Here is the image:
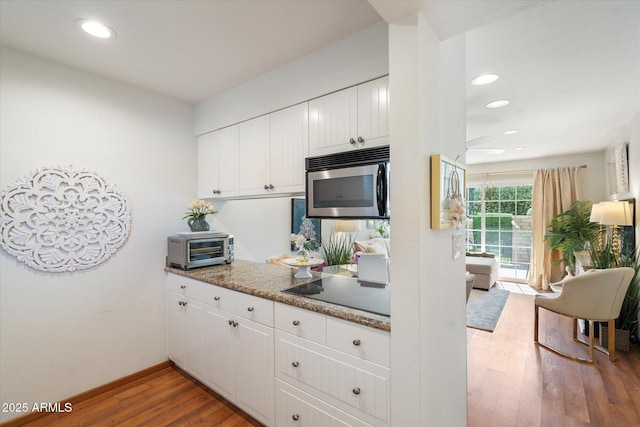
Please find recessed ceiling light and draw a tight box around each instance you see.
[76,19,116,39]
[513,147,525,151]
[471,74,499,86]
[486,100,510,109]
[503,130,519,135]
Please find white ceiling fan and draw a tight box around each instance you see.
[465,136,505,155]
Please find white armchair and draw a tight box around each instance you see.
[534,267,635,363]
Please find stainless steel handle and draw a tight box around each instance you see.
[353,339,361,346]
[292,320,300,326]
[352,387,361,395]
[291,361,299,368]
[264,184,269,190]
[349,137,356,145]
[247,307,254,312]
[180,285,186,289]
[292,414,300,421]
[214,296,220,301]
[357,136,365,144]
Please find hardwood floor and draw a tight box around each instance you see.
[7,292,640,426]
[11,366,262,427]
[467,292,640,426]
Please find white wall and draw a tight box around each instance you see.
[388,13,467,426]
[0,47,196,423]
[195,21,389,135]
[467,150,607,202]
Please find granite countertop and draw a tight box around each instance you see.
[164,259,390,332]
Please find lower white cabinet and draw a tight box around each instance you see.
[274,303,390,427]
[167,273,274,426]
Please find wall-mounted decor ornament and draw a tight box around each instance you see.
[0,166,131,272]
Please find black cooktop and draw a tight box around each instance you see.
[282,275,390,317]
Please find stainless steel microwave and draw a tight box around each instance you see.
[167,233,234,269]
[305,146,390,219]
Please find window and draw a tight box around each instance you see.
[467,184,533,282]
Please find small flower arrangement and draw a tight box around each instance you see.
[290,233,320,252]
[182,199,216,219]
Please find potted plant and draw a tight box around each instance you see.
[321,232,354,266]
[591,241,640,351]
[545,199,600,277]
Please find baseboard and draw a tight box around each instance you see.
[0,360,174,427]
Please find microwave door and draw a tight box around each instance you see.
[307,163,387,218]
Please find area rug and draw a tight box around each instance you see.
[466,288,510,332]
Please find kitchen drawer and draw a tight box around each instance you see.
[184,279,236,312]
[166,273,186,295]
[235,291,274,327]
[275,331,389,426]
[275,379,373,427]
[327,317,390,367]
[275,302,326,344]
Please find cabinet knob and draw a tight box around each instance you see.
[269,184,274,190]
[228,319,233,326]
[352,387,361,395]
[214,296,220,301]
[353,339,361,346]
[291,361,299,368]
[264,184,269,190]
[180,285,186,289]
[292,414,300,421]
[349,137,356,145]
[247,307,254,312]
[292,320,300,326]
[357,136,365,144]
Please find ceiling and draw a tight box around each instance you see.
[0,1,638,166]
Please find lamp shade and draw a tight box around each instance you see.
[589,202,604,222]
[334,220,361,233]
[599,201,633,226]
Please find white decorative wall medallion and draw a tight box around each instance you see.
[0,166,131,272]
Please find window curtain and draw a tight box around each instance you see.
[529,167,583,289]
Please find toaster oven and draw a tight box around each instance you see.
[167,233,234,269]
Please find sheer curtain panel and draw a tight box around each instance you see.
[530,167,584,289]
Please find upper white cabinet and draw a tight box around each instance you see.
[197,124,239,199]
[309,76,389,157]
[238,103,308,197]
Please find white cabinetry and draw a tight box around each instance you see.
[166,273,274,426]
[309,76,389,156]
[238,103,308,196]
[274,303,390,427]
[197,124,239,199]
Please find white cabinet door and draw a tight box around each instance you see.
[238,115,270,196]
[203,305,236,401]
[167,292,185,368]
[308,86,358,156]
[356,76,389,149]
[236,318,275,426]
[183,297,205,379]
[197,125,239,199]
[269,103,308,194]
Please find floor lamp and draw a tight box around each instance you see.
[599,201,633,262]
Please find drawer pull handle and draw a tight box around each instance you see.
[292,414,300,421]
[292,320,300,326]
[247,307,254,312]
[180,285,186,289]
[352,387,361,395]
[214,296,220,301]
[291,361,299,368]
[353,339,361,346]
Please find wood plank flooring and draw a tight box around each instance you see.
[467,292,640,427]
[7,292,640,426]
